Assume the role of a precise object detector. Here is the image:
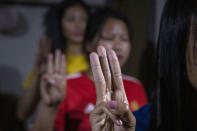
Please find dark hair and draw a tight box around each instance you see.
[43,0,90,53]
[83,8,132,55]
[150,0,197,130]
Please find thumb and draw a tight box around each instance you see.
[40,76,51,105]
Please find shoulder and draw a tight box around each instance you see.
[66,72,85,86]
[133,104,151,131]
[122,74,141,83]
[67,72,83,80]
[133,104,151,117]
[122,74,143,87]
[66,72,92,88]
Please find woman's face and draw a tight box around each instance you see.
[61,5,88,43]
[186,18,197,90]
[90,18,131,67]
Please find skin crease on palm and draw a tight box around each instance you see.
[87,17,131,68]
[61,5,88,44]
[89,46,136,131]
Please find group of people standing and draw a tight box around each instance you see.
[14,0,197,131]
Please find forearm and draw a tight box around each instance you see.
[17,73,41,120]
[31,102,59,131]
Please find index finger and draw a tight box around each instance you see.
[90,52,106,104]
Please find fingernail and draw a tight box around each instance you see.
[62,55,65,60]
[48,54,53,59]
[108,49,115,60]
[97,46,106,57]
[56,50,60,55]
[110,50,118,60]
[108,101,117,109]
[90,53,98,63]
[116,119,123,126]
[49,79,56,84]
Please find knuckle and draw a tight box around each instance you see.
[113,72,121,78]
[96,77,105,85]
[111,59,117,64]
[91,64,100,69]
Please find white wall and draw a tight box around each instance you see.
[0,6,47,96]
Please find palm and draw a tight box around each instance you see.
[40,50,66,106]
[90,46,136,131]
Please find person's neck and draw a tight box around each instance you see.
[66,41,83,55]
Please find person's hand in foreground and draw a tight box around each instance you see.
[89,46,136,131]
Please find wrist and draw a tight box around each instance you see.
[40,100,60,113]
[34,69,43,78]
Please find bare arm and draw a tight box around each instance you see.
[17,72,41,121]
[17,38,51,121]
[31,102,58,131]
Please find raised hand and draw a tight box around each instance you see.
[89,46,136,131]
[34,37,51,75]
[16,37,52,121]
[40,50,66,107]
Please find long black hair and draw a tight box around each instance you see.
[83,7,132,55]
[43,0,90,53]
[150,0,197,130]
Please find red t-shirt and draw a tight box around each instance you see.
[55,72,147,131]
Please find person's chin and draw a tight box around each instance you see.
[72,39,83,44]
[72,37,83,43]
[119,61,124,68]
[117,56,124,66]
